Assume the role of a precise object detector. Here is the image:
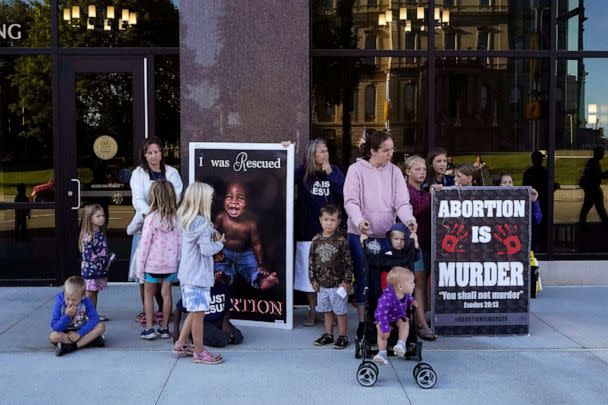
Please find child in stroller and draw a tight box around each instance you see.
[355,223,437,388]
[357,223,421,360]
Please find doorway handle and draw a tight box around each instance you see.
[70,178,81,210]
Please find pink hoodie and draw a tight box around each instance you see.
[344,158,414,238]
[136,211,181,278]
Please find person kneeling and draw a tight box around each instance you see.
[49,276,106,356]
[173,272,243,349]
[373,267,416,365]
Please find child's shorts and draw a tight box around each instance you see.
[144,272,178,284]
[84,278,108,291]
[180,284,211,312]
[413,253,425,272]
[316,287,348,316]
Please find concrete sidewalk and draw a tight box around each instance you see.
[0,285,607,405]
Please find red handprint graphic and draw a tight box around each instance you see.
[494,224,522,255]
[441,223,469,253]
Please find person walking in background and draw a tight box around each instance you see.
[294,139,345,326]
[578,146,608,229]
[174,182,225,365]
[343,130,416,340]
[128,136,183,326]
[136,181,181,341]
[79,204,114,321]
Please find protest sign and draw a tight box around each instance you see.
[189,142,294,329]
[431,187,531,335]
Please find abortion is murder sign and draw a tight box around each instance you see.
[431,187,531,335]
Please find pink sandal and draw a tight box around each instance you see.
[192,350,223,364]
[172,341,194,357]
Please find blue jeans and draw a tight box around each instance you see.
[348,233,390,304]
[218,248,259,288]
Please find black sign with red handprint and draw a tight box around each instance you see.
[431,187,531,336]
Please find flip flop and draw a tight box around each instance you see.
[302,319,317,327]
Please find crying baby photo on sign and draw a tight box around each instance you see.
[189,142,294,329]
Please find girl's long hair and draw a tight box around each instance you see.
[425,147,448,185]
[177,182,214,231]
[404,155,426,178]
[148,180,177,229]
[303,138,326,186]
[79,204,105,252]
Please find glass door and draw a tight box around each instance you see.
[59,56,146,281]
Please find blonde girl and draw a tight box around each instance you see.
[136,180,181,340]
[79,204,114,320]
[404,156,436,341]
[173,182,225,364]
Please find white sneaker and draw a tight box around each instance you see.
[373,351,388,365]
[393,341,406,357]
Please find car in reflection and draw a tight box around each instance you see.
[29,179,55,202]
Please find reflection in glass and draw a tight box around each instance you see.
[155,55,180,168]
[554,59,608,253]
[0,208,56,280]
[0,56,53,203]
[557,0,608,51]
[312,56,427,168]
[312,0,551,50]
[0,0,50,47]
[58,0,179,47]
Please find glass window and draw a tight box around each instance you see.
[312,1,428,50]
[0,0,50,47]
[154,55,180,168]
[0,55,53,203]
[58,1,179,47]
[436,58,550,251]
[312,56,428,168]
[554,58,608,254]
[557,0,608,50]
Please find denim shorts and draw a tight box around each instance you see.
[180,284,211,312]
[144,272,178,284]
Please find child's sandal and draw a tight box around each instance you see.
[193,350,223,364]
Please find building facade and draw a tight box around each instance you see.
[0,0,607,284]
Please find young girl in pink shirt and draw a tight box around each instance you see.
[136,180,181,340]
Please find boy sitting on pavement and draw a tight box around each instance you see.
[309,204,353,349]
[50,276,106,356]
[173,269,243,349]
[373,266,416,365]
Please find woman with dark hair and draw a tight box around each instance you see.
[294,138,345,326]
[424,147,455,191]
[343,130,416,337]
[128,136,183,325]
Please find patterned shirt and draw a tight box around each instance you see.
[81,231,110,279]
[374,285,414,333]
[308,232,353,288]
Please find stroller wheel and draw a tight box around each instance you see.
[415,365,437,389]
[356,361,379,387]
[412,362,432,380]
[354,339,362,359]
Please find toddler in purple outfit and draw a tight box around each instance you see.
[373,266,416,365]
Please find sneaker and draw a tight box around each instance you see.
[313,333,334,346]
[393,340,406,357]
[55,342,77,357]
[192,350,223,365]
[90,335,106,348]
[333,335,349,349]
[373,351,389,365]
[140,328,157,340]
[157,328,171,339]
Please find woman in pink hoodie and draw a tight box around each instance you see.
[136,180,181,340]
[343,130,416,338]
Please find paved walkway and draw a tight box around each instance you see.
[1,285,607,405]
